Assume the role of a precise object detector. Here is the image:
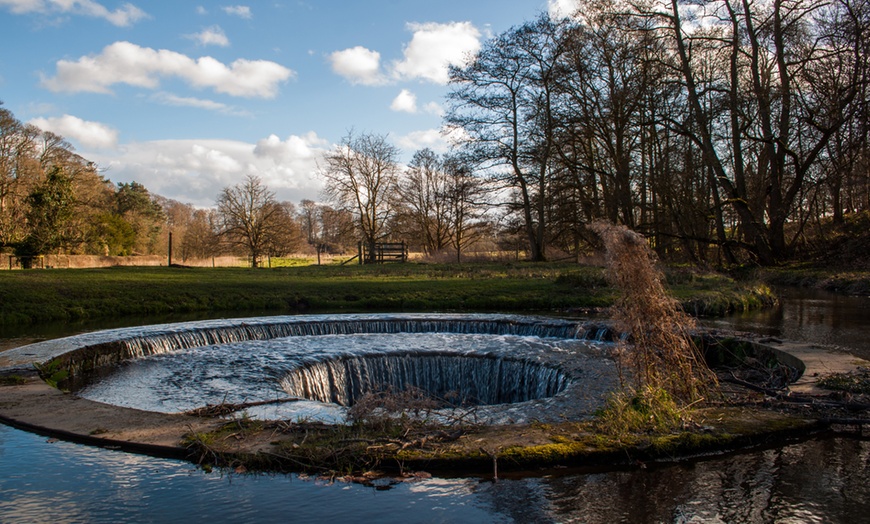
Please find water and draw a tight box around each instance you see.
[3,290,870,522]
[1,423,867,523]
[76,331,607,424]
[704,286,870,360]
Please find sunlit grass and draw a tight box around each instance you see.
[0,262,768,326]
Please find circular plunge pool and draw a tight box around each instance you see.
[56,314,619,424]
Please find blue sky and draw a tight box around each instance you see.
[1,0,578,207]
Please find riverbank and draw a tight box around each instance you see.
[756,266,870,296]
[0,263,774,326]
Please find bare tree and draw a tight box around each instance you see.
[0,106,40,248]
[394,148,452,255]
[639,0,870,264]
[180,208,221,261]
[447,15,568,261]
[216,175,283,267]
[298,199,320,246]
[319,131,400,262]
[318,204,356,254]
[443,155,493,263]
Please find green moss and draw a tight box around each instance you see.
[34,359,71,389]
[502,441,586,462]
[647,432,732,455]
[0,375,26,386]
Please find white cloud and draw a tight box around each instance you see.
[150,92,250,116]
[390,89,417,113]
[0,0,148,26]
[222,4,251,19]
[187,26,230,47]
[328,46,386,86]
[391,22,481,84]
[29,114,119,149]
[254,132,327,163]
[395,128,452,154]
[87,134,328,207]
[41,41,294,98]
[423,101,444,116]
[548,0,580,19]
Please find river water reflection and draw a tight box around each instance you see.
[1,423,867,523]
[2,288,870,522]
[704,286,870,360]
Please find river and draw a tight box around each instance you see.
[1,288,869,523]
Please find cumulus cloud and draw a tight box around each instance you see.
[222,4,251,19]
[328,46,386,86]
[390,89,417,113]
[187,25,230,47]
[329,21,481,86]
[0,0,148,26]
[41,41,294,98]
[548,0,580,19]
[254,132,327,164]
[29,114,119,149]
[391,22,481,84]
[86,134,328,207]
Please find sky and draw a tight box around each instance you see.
[1,0,580,207]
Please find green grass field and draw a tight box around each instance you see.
[0,262,773,326]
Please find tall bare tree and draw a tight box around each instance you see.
[641,0,870,264]
[319,131,400,262]
[443,155,493,263]
[216,175,283,267]
[0,105,40,248]
[447,15,568,261]
[394,148,452,255]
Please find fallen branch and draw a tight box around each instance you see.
[722,373,784,396]
[185,397,302,417]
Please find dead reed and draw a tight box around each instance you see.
[591,222,717,404]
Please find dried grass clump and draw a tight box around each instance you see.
[347,386,441,432]
[591,222,717,404]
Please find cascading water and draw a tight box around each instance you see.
[280,352,570,407]
[3,314,619,424]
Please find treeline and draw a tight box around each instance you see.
[442,1,870,265]
[4,0,870,268]
[0,103,303,267]
[0,105,168,264]
[0,101,498,267]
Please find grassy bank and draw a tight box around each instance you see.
[756,266,870,296]
[0,263,773,326]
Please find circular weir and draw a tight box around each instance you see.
[280,352,570,407]
[1,314,620,424]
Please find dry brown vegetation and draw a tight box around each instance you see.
[591,222,718,404]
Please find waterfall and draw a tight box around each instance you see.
[116,316,614,362]
[279,352,570,407]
